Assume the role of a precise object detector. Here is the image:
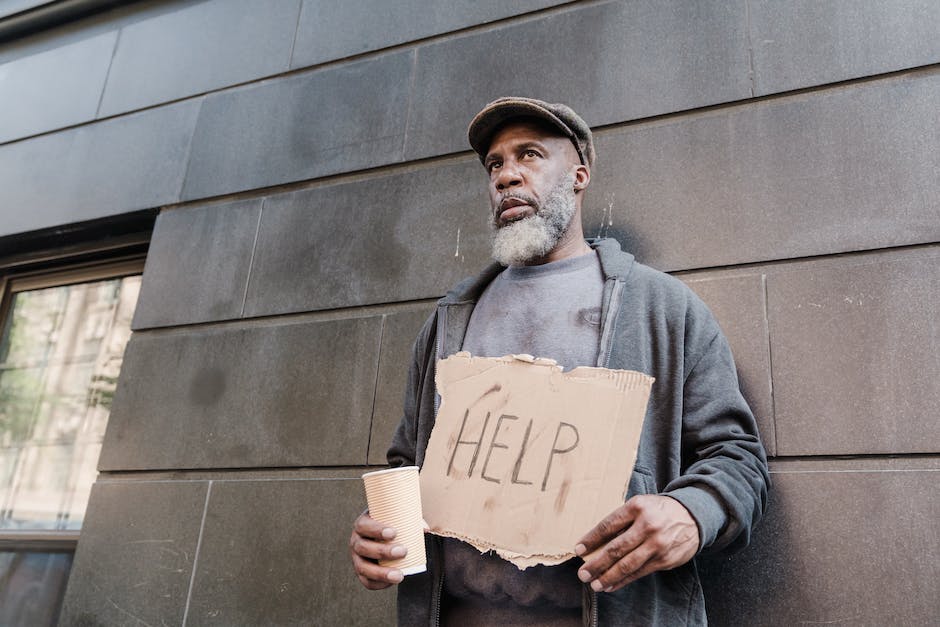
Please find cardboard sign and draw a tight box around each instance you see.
[420,352,654,569]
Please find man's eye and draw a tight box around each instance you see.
[523,149,540,158]
[488,162,501,173]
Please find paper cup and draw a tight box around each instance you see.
[362,466,427,575]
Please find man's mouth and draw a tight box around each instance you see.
[496,197,534,224]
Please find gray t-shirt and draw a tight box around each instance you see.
[462,251,604,370]
[441,251,605,626]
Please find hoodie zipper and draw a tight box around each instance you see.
[588,275,623,627]
[591,588,599,627]
[598,279,625,369]
[582,583,599,627]
[432,308,447,626]
[432,274,613,626]
[433,568,444,627]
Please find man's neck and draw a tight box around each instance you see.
[514,227,592,267]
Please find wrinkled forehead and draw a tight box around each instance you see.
[485,117,579,160]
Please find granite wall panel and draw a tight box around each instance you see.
[180,50,413,200]
[99,316,383,470]
[132,199,262,329]
[291,0,569,68]
[0,99,200,238]
[369,307,436,465]
[749,0,940,96]
[243,159,492,317]
[585,70,940,272]
[403,0,750,160]
[700,465,940,625]
[0,0,54,20]
[59,480,209,626]
[0,31,115,144]
[186,478,395,626]
[766,247,940,456]
[97,0,300,117]
[681,272,775,455]
[14,3,940,626]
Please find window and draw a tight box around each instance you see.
[0,255,143,626]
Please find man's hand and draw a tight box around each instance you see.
[575,494,699,593]
[350,512,408,590]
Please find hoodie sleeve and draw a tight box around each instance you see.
[663,328,770,555]
[386,311,438,469]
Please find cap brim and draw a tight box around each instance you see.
[468,100,577,161]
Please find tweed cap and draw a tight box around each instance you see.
[468,97,595,167]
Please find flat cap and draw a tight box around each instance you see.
[468,96,595,167]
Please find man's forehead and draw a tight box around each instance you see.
[485,118,574,156]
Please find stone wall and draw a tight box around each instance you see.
[1,1,937,624]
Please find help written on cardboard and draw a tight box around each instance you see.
[420,352,654,569]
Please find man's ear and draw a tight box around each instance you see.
[573,164,591,192]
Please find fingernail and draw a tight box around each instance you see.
[390,545,407,558]
[574,543,586,556]
[388,570,403,584]
[590,580,604,592]
[577,569,592,583]
[381,527,396,540]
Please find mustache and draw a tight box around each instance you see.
[493,193,539,217]
[498,192,537,207]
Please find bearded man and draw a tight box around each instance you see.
[350,97,769,626]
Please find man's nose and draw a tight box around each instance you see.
[494,163,523,190]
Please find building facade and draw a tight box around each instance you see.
[0,0,938,625]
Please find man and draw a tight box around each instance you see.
[350,97,769,626]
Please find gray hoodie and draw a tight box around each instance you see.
[387,238,769,626]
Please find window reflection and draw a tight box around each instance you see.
[0,551,72,626]
[0,275,140,530]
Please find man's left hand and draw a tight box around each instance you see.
[575,494,699,593]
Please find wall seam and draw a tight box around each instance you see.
[365,314,387,464]
[282,0,595,78]
[770,468,940,474]
[761,272,780,456]
[174,96,205,203]
[0,0,600,149]
[400,47,419,161]
[240,197,265,318]
[93,27,121,118]
[150,62,940,212]
[181,480,212,626]
[286,0,304,70]
[744,0,756,97]
[3,1,940,151]
[89,453,940,482]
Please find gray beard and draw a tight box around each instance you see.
[490,173,577,266]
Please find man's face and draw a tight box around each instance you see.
[483,120,582,265]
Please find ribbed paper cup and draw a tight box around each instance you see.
[362,466,427,575]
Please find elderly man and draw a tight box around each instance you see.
[350,97,769,626]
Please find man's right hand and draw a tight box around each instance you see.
[350,512,407,589]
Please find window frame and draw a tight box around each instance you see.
[0,242,146,552]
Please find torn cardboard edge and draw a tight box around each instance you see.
[420,352,654,569]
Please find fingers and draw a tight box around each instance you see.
[351,549,403,590]
[577,515,646,591]
[575,501,637,556]
[354,512,397,541]
[350,513,407,590]
[578,534,658,592]
[575,495,700,593]
[352,534,408,561]
[604,558,660,593]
